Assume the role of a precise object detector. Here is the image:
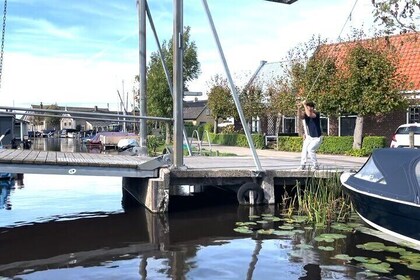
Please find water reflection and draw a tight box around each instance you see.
[30,138,102,153]
[0,179,14,210]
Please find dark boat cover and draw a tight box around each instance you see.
[345,148,420,203]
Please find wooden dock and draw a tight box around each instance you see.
[0,148,365,213]
[0,149,170,178]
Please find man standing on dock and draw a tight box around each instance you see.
[298,100,322,170]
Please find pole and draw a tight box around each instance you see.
[201,0,263,172]
[138,0,147,156]
[173,0,184,168]
[146,2,192,156]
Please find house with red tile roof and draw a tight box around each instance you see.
[316,32,420,143]
[249,33,420,145]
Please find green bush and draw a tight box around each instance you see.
[362,136,386,153]
[277,135,386,155]
[318,136,353,154]
[207,132,264,149]
[277,136,303,152]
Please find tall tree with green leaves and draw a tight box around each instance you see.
[340,40,408,149]
[44,104,61,130]
[145,26,200,144]
[240,85,266,132]
[206,74,235,133]
[282,35,338,134]
[372,0,419,33]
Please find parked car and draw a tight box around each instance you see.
[390,123,420,148]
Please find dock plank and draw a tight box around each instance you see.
[2,150,28,163]
[24,151,40,164]
[56,152,68,165]
[13,150,32,163]
[46,152,57,164]
[34,151,48,164]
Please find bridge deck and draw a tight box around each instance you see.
[0,149,168,178]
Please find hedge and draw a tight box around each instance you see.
[277,135,386,155]
[205,133,386,156]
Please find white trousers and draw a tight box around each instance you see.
[300,135,322,167]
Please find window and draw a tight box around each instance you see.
[340,116,356,136]
[283,117,296,134]
[408,106,420,123]
[251,117,260,133]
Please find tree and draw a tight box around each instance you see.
[283,35,338,134]
[145,26,201,144]
[302,51,341,117]
[372,0,420,33]
[240,85,266,131]
[340,39,408,149]
[44,104,61,130]
[266,79,296,118]
[206,74,235,133]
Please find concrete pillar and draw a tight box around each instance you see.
[122,168,170,213]
[261,172,275,204]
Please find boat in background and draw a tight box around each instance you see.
[340,148,420,246]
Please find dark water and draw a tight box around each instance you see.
[1,138,420,279]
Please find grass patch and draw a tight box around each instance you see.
[282,173,352,225]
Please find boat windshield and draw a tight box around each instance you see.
[355,156,386,184]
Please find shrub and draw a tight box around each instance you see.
[277,136,302,152]
[317,136,353,154]
[362,136,386,153]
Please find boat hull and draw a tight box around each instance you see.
[343,182,420,245]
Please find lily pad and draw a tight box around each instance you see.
[257,229,274,235]
[318,246,334,251]
[233,227,253,234]
[356,271,379,278]
[396,275,413,280]
[296,243,314,249]
[248,215,260,219]
[385,257,403,263]
[406,262,420,271]
[272,230,296,236]
[261,213,273,217]
[292,215,308,223]
[361,262,392,274]
[366,258,382,264]
[353,256,369,263]
[314,236,334,243]
[346,222,363,228]
[385,246,406,253]
[235,221,257,226]
[256,220,269,224]
[278,225,294,230]
[330,223,353,232]
[356,242,386,252]
[314,233,346,243]
[331,254,353,261]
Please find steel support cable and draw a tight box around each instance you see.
[0,0,6,89]
[306,0,359,96]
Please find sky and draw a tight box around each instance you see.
[0,0,378,111]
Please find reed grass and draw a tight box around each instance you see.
[281,173,352,225]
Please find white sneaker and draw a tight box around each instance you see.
[296,165,306,171]
[311,165,320,170]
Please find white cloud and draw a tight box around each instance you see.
[0,0,379,109]
[1,53,137,110]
